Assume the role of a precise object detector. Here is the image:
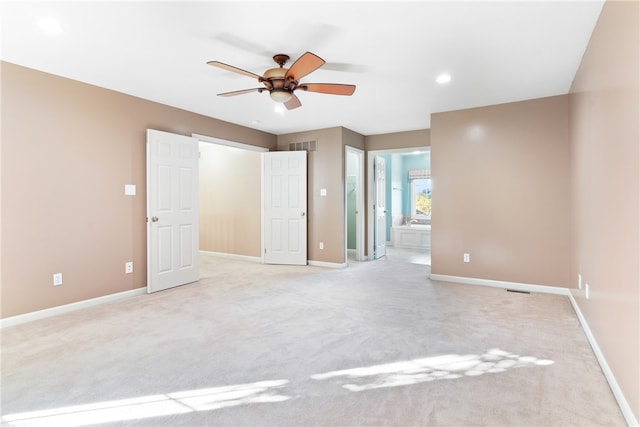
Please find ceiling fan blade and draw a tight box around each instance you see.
[207,61,263,80]
[284,94,302,110]
[299,83,356,96]
[285,52,325,82]
[217,88,264,97]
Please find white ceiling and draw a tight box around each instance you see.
[1,1,604,136]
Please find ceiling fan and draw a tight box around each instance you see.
[207,51,356,110]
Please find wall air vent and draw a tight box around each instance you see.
[289,140,317,152]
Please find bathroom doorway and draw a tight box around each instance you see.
[367,147,431,265]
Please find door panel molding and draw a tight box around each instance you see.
[263,151,307,265]
[147,129,200,293]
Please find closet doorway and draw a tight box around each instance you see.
[345,146,365,263]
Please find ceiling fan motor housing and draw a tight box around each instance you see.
[263,67,295,102]
[263,67,288,83]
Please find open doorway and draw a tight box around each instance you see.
[345,146,365,263]
[367,147,430,265]
[194,133,267,263]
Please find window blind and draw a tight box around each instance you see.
[408,169,430,180]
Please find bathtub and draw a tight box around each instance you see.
[390,224,431,249]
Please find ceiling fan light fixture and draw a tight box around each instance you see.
[270,89,293,103]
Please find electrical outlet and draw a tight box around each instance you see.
[125,262,133,274]
[319,242,324,250]
[53,273,63,286]
[578,274,582,289]
[585,283,590,299]
[463,253,470,263]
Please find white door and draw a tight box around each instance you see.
[263,151,307,265]
[146,129,199,293]
[374,155,387,259]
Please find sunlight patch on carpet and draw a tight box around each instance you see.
[1,380,290,426]
[311,348,554,392]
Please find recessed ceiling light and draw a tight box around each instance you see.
[436,73,451,84]
[38,17,63,34]
[251,119,261,125]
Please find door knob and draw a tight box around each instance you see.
[301,212,306,217]
[151,216,159,222]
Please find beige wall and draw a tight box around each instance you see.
[365,129,430,151]
[342,127,366,152]
[569,0,639,420]
[1,62,276,318]
[430,95,571,287]
[199,142,262,257]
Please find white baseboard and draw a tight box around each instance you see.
[200,250,261,263]
[0,287,147,329]
[429,273,638,427]
[428,274,570,296]
[200,251,346,268]
[308,260,348,269]
[567,291,639,427]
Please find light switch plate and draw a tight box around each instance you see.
[53,273,63,286]
[125,184,136,196]
[320,188,327,196]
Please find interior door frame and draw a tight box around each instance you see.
[374,155,387,259]
[367,147,429,260]
[345,146,365,262]
[192,133,267,260]
[192,133,269,154]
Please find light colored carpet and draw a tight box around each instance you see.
[1,248,626,426]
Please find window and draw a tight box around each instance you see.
[410,175,431,220]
